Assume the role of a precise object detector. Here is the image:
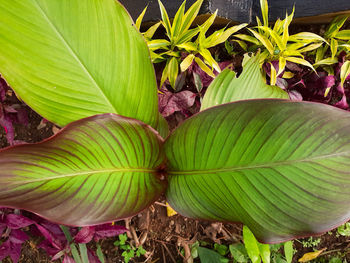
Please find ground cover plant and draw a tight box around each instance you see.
[0,0,350,262]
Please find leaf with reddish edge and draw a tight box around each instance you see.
[63,255,76,263]
[165,99,350,243]
[5,214,34,229]
[201,54,288,111]
[0,113,166,226]
[93,224,128,242]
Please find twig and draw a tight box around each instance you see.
[161,241,177,263]
[154,201,168,207]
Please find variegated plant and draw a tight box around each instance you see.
[0,0,350,245]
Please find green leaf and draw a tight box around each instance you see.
[205,24,248,48]
[283,241,294,263]
[243,226,261,263]
[148,39,171,51]
[0,114,166,225]
[197,247,229,263]
[229,244,248,262]
[165,99,350,243]
[260,0,269,27]
[158,0,172,37]
[136,5,148,30]
[331,39,338,59]
[178,0,203,38]
[144,22,162,40]
[171,0,186,39]
[177,27,201,45]
[313,57,338,66]
[168,57,179,88]
[340,60,350,88]
[195,57,215,78]
[289,32,327,43]
[335,30,350,40]
[258,26,285,51]
[0,0,160,132]
[199,49,221,73]
[325,16,349,38]
[201,54,288,110]
[248,29,275,55]
[258,243,271,263]
[296,43,323,53]
[234,34,261,45]
[180,54,195,72]
[285,57,316,72]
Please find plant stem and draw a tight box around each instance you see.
[60,225,82,263]
[97,243,106,263]
[79,243,90,263]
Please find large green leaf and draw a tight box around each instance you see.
[0,114,166,225]
[0,0,162,133]
[201,55,288,111]
[165,99,350,243]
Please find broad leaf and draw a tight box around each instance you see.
[0,114,166,226]
[165,99,350,243]
[201,55,288,110]
[0,0,161,133]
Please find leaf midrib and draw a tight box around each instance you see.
[32,0,117,113]
[168,150,350,175]
[9,168,157,185]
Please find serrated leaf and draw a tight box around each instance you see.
[0,114,166,225]
[165,99,350,242]
[201,54,288,110]
[0,0,161,132]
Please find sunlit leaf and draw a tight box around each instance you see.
[243,226,261,263]
[313,57,338,66]
[0,114,166,225]
[335,30,350,40]
[201,54,288,110]
[340,60,350,88]
[158,0,172,37]
[234,34,261,45]
[285,57,316,71]
[165,99,350,243]
[194,57,215,78]
[168,57,179,88]
[180,54,195,72]
[325,16,349,38]
[178,0,203,39]
[0,0,161,132]
[248,29,274,55]
[289,32,327,44]
[171,0,186,39]
[284,241,294,263]
[144,22,162,39]
[136,5,148,30]
[330,39,338,59]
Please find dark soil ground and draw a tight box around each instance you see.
[1,21,350,263]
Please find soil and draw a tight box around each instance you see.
[1,22,350,263]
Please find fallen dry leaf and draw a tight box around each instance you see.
[298,248,326,262]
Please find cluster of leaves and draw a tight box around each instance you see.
[137,0,247,88]
[1,0,350,262]
[113,233,146,263]
[0,208,127,263]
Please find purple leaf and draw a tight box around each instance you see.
[35,224,63,250]
[5,214,34,229]
[9,229,29,244]
[0,223,5,235]
[159,89,196,117]
[87,248,101,263]
[0,239,10,261]
[74,226,95,244]
[63,255,76,263]
[37,240,61,257]
[94,224,127,242]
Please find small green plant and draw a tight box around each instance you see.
[137,0,247,88]
[314,15,350,71]
[337,222,350,236]
[298,237,322,248]
[114,233,146,263]
[234,0,325,84]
